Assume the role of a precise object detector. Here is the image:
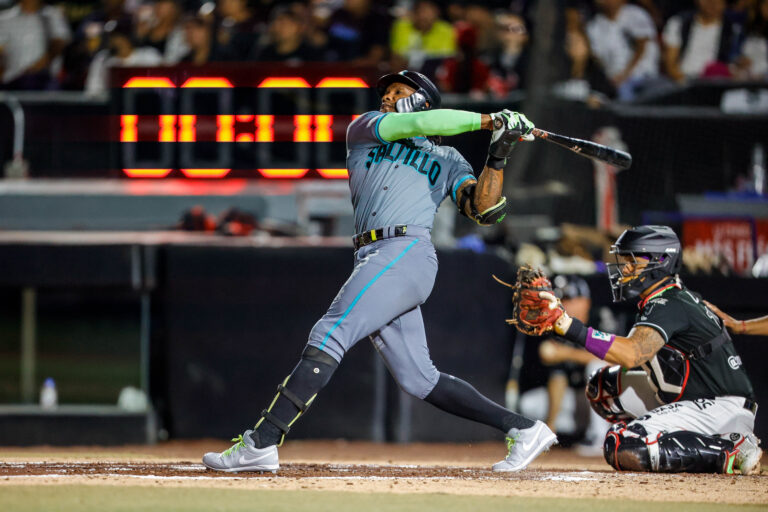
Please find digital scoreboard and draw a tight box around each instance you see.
[111,65,380,179]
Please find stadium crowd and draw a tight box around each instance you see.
[0,0,766,98]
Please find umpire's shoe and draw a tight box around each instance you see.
[202,429,279,472]
[492,420,558,472]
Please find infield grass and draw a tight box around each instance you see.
[0,485,765,512]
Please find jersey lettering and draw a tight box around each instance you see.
[365,149,375,169]
[417,154,429,175]
[382,143,398,162]
[366,141,443,187]
[408,150,421,169]
[428,161,441,185]
[374,145,387,163]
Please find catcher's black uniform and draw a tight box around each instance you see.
[589,282,758,473]
[634,283,754,403]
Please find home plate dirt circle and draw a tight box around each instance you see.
[0,461,600,480]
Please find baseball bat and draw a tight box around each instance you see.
[532,128,632,170]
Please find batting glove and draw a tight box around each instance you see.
[487,110,535,169]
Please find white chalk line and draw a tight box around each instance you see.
[1,470,600,483]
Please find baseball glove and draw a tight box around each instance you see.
[493,265,564,336]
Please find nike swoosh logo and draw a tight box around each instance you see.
[238,452,273,465]
[519,425,548,452]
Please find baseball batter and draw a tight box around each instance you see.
[512,225,762,474]
[202,70,557,472]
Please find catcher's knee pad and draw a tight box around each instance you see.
[604,423,733,473]
[604,421,655,471]
[586,366,633,423]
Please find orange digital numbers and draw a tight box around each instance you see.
[121,76,367,178]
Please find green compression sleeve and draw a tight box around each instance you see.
[377,110,481,142]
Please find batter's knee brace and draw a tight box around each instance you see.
[604,423,734,473]
[586,366,633,423]
[255,346,339,446]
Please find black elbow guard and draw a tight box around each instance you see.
[457,184,508,225]
[474,196,508,225]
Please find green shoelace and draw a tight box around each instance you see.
[222,434,246,456]
[505,434,519,457]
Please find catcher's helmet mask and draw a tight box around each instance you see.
[376,70,442,112]
[606,225,682,302]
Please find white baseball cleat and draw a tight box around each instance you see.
[734,433,763,475]
[202,429,279,472]
[493,420,558,472]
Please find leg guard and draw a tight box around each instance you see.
[604,423,735,473]
[586,366,634,423]
[252,346,338,448]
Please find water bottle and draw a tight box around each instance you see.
[750,144,765,196]
[40,378,58,410]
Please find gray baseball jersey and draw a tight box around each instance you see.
[306,110,477,399]
[346,111,475,233]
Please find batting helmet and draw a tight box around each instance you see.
[376,70,441,110]
[606,225,682,302]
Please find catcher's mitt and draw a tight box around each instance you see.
[493,265,564,336]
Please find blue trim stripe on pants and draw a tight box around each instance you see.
[319,239,419,351]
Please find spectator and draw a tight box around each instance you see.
[212,0,260,61]
[76,0,132,41]
[463,2,496,55]
[62,0,133,89]
[485,12,529,97]
[390,0,456,73]
[586,0,660,101]
[323,0,392,64]
[436,22,489,96]
[560,9,615,101]
[0,0,71,89]
[134,0,189,63]
[734,0,768,80]
[662,0,743,83]
[85,20,162,95]
[180,14,212,65]
[251,6,321,62]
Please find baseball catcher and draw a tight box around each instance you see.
[505,225,762,474]
[201,70,556,473]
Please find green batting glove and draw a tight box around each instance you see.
[487,110,535,169]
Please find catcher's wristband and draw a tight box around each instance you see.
[564,318,616,360]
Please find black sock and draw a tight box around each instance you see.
[251,346,338,448]
[424,373,535,432]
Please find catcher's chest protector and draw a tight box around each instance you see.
[642,345,689,404]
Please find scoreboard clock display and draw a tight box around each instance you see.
[111,65,380,179]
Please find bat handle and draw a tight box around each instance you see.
[531,128,549,139]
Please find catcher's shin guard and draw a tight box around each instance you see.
[586,366,633,423]
[604,424,734,473]
[252,346,338,448]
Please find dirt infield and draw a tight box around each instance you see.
[0,440,766,506]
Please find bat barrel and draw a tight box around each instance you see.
[532,128,632,170]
